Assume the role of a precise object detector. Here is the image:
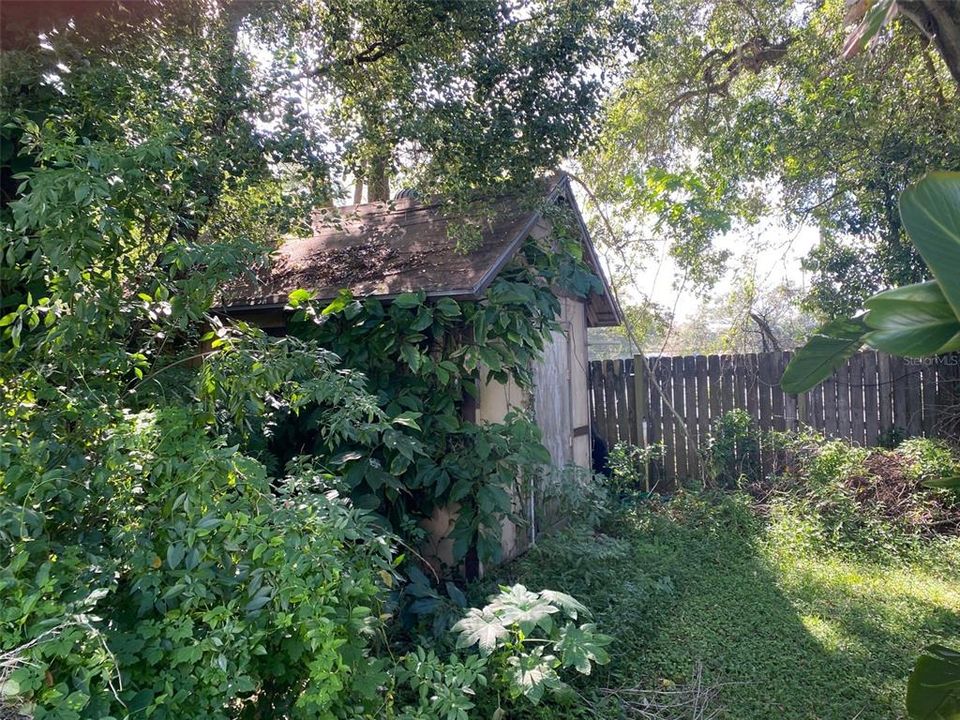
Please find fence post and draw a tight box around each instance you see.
[633,354,650,491]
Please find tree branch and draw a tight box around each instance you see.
[302,38,409,80]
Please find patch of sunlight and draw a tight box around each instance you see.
[800,613,864,654]
[781,557,960,610]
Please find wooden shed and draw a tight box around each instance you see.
[221,172,621,564]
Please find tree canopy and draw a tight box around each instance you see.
[583,0,960,320]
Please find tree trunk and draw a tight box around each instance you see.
[368,154,390,202]
[898,0,960,86]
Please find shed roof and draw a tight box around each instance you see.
[222,173,621,327]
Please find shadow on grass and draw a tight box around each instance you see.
[480,492,960,720]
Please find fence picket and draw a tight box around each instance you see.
[684,355,700,481]
[657,358,675,484]
[864,351,879,446]
[695,356,711,464]
[671,358,689,480]
[613,359,630,444]
[602,360,618,444]
[849,353,866,446]
[836,360,851,441]
[707,355,721,427]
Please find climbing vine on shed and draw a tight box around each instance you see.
[273,232,603,570]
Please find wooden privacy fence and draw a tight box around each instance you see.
[589,351,960,486]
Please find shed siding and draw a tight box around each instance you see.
[532,297,591,470]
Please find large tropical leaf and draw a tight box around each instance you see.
[900,172,960,318]
[555,622,612,675]
[505,648,562,705]
[781,316,868,393]
[863,281,960,357]
[907,645,960,720]
[452,608,510,656]
[923,475,960,490]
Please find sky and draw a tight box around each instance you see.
[566,175,822,322]
[631,218,821,321]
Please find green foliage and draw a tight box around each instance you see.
[606,441,663,495]
[392,648,490,720]
[585,0,959,317]
[900,171,960,317]
[864,281,960,356]
[0,391,397,718]
[907,645,960,720]
[452,584,611,706]
[246,0,647,200]
[781,316,870,393]
[380,583,607,720]
[767,435,960,557]
[702,409,761,488]
[541,465,618,530]
[280,236,599,567]
[656,280,818,355]
[783,172,960,392]
[900,438,960,489]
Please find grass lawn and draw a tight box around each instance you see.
[480,492,960,719]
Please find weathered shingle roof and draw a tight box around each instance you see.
[222,173,620,327]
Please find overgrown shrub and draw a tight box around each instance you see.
[606,442,663,496]
[385,584,610,720]
[0,346,399,718]
[766,435,960,554]
[541,465,617,530]
[899,437,960,486]
[702,409,761,488]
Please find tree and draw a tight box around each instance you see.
[844,0,960,86]
[583,0,960,319]
[0,2,646,715]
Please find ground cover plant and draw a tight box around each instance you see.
[481,437,960,720]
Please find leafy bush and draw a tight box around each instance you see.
[0,368,398,718]
[606,442,663,496]
[541,465,617,529]
[702,409,760,488]
[899,437,960,487]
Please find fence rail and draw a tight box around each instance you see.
[588,351,960,487]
